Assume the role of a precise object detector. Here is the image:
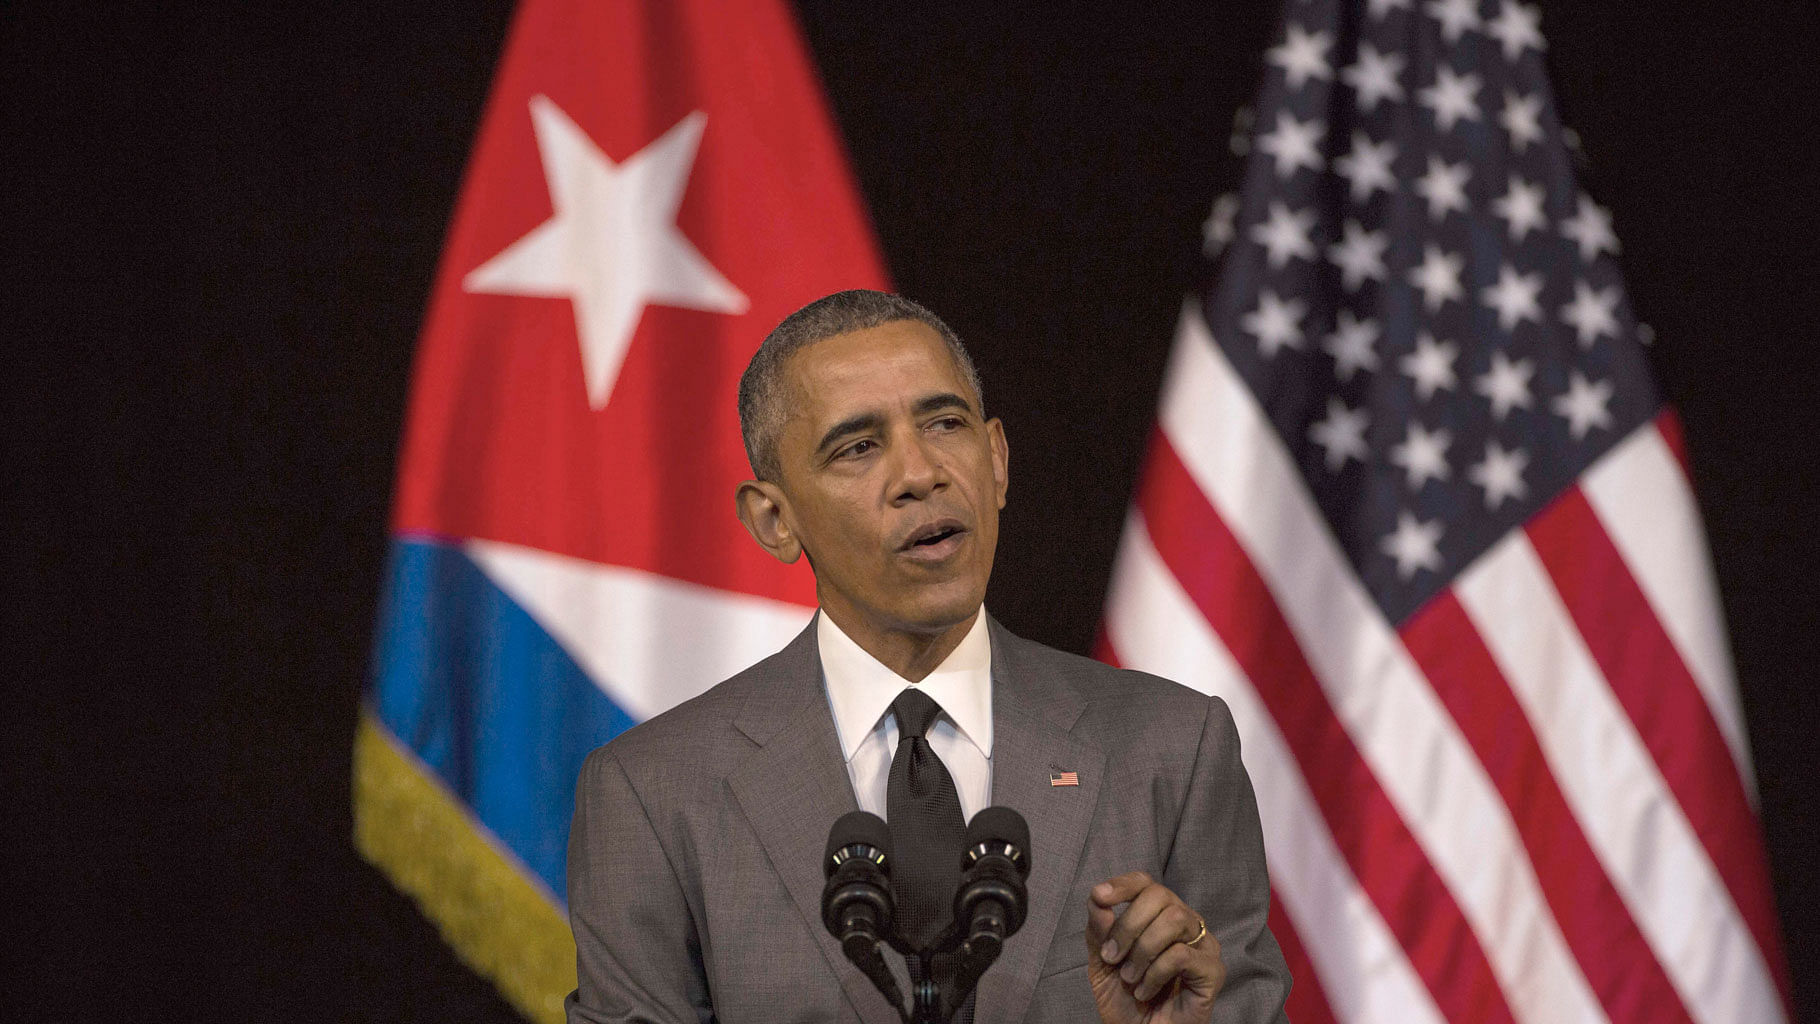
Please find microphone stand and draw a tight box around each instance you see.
[880,917,1004,1024]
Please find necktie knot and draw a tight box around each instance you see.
[892,688,943,740]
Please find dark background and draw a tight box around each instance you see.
[6,2,1816,1021]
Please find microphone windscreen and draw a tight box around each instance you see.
[825,810,893,865]
[964,806,1031,874]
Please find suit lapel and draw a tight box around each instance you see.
[975,618,1108,1024]
[727,620,901,1024]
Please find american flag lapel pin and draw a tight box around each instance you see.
[1050,769,1079,787]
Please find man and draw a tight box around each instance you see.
[566,290,1291,1023]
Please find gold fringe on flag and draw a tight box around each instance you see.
[353,712,575,1024]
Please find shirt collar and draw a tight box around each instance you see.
[818,608,994,764]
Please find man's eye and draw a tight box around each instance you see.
[838,439,877,459]
[930,416,964,431]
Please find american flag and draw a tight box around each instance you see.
[1098,2,1791,1023]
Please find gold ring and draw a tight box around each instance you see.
[1187,918,1208,947]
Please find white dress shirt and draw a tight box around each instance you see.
[817,609,994,824]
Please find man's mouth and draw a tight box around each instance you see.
[901,519,968,556]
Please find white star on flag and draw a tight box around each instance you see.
[1400,332,1459,401]
[1268,24,1335,88]
[1381,509,1445,578]
[1475,350,1536,419]
[1389,421,1453,489]
[1482,262,1545,330]
[1323,310,1382,380]
[1257,112,1327,178]
[465,98,749,410]
[1328,219,1390,291]
[1500,91,1546,152]
[1487,0,1547,61]
[1425,0,1483,43]
[1243,291,1310,357]
[1561,194,1622,262]
[1202,193,1240,256]
[1335,131,1399,203]
[1250,202,1319,268]
[1414,155,1472,220]
[1553,371,1616,438]
[1492,175,1549,241]
[1418,66,1483,131]
[1341,43,1407,111]
[1367,0,1413,19]
[1409,243,1466,311]
[1561,281,1622,348]
[1308,398,1372,471]
[1468,439,1531,508]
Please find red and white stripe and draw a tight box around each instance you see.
[1100,305,1789,1024]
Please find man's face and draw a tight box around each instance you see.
[765,319,1008,643]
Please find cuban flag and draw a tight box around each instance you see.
[353,2,889,1020]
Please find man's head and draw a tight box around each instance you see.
[738,290,984,483]
[734,291,1008,652]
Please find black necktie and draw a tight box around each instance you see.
[887,688,966,950]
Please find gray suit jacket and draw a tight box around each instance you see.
[565,615,1291,1024]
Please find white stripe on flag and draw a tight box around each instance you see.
[1155,305,1605,1024]
[1453,530,1785,1024]
[469,539,814,722]
[1106,511,1447,1024]
[1580,422,1755,796]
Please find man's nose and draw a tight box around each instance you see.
[890,432,945,502]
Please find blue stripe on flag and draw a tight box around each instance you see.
[368,537,636,899]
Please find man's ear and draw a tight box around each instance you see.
[735,479,804,564]
[987,417,1010,510]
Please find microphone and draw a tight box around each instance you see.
[822,811,904,1011]
[953,807,1031,960]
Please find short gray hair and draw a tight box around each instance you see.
[738,290,984,482]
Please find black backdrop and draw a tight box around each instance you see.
[6,2,1817,1021]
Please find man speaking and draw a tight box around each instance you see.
[564,290,1291,1023]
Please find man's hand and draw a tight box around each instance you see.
[1085,871,1226,1024]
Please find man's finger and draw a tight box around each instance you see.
[1162,934,1228,1006]
[1097,882,1174,965]
[1085,893,1118,962]
[1089,870,1154,909]
[1132,943,1196,1003]
[1115,902,1201,986]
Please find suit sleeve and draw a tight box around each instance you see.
[1166,696,1292,1024]
[565,747,715,1024]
